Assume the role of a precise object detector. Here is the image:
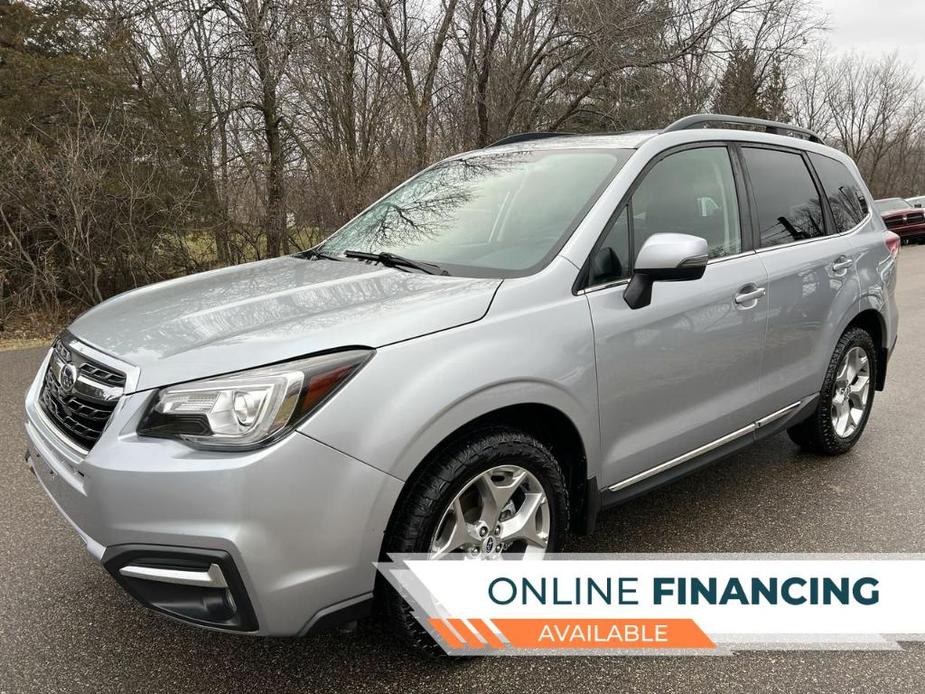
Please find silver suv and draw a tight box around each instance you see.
[24,114,898,650]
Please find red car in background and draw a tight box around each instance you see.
[875,197,925,244]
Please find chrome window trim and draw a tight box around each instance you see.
[578,209,871,288]
[706,249,757,265]
[755,211,871,255]
[576,249,759,296]
[576,278,629,296]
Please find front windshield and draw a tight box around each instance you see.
[318,148,632,277]
[875,198,911,213]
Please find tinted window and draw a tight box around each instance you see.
[744,147,825,248]
[810,153,868,233]
[589,207,630,285]
[318,148,631,277]
[630,147,741,259]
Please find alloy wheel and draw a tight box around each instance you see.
[429,465,550,559]
[830,345,871,438]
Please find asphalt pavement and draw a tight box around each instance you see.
[3,247,925,692]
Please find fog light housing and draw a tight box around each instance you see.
[103,545,257,631]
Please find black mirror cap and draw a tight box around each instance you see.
[623,273,653,309]
[623,259,707,310]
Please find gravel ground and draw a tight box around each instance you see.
[3,247,925,693]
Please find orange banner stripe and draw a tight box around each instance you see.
[429,618,465,649]
[447,619,484,649]
[469,619,505,649]
[491,619,715,650]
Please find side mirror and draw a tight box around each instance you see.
[624,233,709,310]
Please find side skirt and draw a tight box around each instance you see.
[597,396,818,510]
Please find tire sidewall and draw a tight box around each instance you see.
[818,329,877,452]
[381,429,571,655]
[407,433,570,556]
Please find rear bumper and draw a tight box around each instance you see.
[891,223,925,240]
[24,353,403,636]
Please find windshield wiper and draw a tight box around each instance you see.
[295,248,343,261]
[344,250,450,276]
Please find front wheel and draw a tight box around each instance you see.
[381,428,570,655]
[787,327,877,455]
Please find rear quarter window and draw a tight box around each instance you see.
[810,153,868,233]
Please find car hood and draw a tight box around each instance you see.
[69,256,501,391]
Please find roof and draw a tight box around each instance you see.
[483,131,660,152]
[484,114,826,153]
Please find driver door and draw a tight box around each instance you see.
[584,145,769,489]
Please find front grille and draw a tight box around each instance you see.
[39,339,125,450]
[77,361,126,387]
[885,217,904,228]
[907,211,924,224]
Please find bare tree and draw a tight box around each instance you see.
[374,0,461,167]
[4,0,925,334]
[791,50,925,197]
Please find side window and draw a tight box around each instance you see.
[809,153,869,233]
[631,147,742,259]
[589,207,630,285]
[743,147,825,248]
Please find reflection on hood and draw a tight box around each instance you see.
[69,256,501,390]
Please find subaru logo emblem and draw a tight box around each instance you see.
[58,363,78,392]
[484,536,495,553]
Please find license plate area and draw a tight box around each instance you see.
[28,444,56,479]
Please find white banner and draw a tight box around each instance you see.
[377,554,925,655]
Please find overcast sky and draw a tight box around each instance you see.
[816,0,925,77]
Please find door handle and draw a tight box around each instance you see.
[831,256,854,273]
[734,286,766,305]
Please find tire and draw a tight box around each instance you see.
[787,327,877,455]
[381,427,570,656]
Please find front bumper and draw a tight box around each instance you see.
[24,349,403,635]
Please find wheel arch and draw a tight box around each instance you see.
[843,308,889,390]
[381,401,596,564]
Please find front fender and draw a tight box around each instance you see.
[298,291,600,483]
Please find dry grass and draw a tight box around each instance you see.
[0,307,68,350]
[0,336,51,352]
[0,227,327,351]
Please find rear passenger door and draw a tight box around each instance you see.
[741,145,861,412]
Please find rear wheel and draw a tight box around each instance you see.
[787,327,876,455]
[382,428,569,655]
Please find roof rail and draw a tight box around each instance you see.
[487,132,575,148]
[663,114,825,145]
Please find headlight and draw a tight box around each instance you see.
[138,349,372,450]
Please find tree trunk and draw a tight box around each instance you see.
[256,40,287,258]
[264,104,286,257]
